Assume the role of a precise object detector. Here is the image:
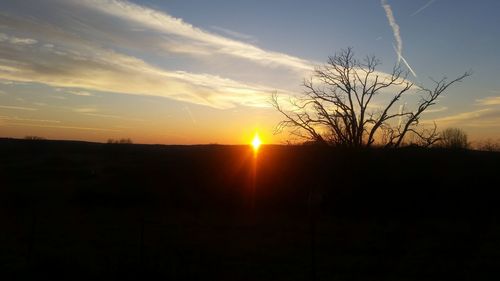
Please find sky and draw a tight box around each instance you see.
[0,0,499,144]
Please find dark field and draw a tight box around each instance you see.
[1,138,500,280]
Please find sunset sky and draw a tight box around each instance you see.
[0,0,499,144]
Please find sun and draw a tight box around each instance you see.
[251,133,262,152]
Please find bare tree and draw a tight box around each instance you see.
[271,48,471,148]
[439,128,469,149]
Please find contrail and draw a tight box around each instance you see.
[184,106,197,124]
[381,0,418,78]
[400,56,417,78]
[411,0,436,17]
[393,44,417,78]
[381,0,402,63]
[398,103,407,127]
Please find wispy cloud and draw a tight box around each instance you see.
[0,0,400,109]
[71,107,143,121]
[0,115,60,123]
[82,112,143,122]
[0,0,301,109]
[67,90,94,96]
[423,106,448,113]
[0,79,21,85]
[476,96,500,106]
[381,0,402,63]
[5,122,120,132]
[0,28,279,108]
[210,26,257,42]
[0,33,38,45]
[76,0,312,71]
[0,105,37,111]
[411,0,436,17]
[49,96,67,100]
[433,108,500,127]
[74,108,98,113]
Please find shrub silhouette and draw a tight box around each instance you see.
[107,138,133,144]
[476,139,500,152]
[24,136,46,141]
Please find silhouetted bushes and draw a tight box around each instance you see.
[107,138,133,144]
[24,136,46,141]
[474,138,500,152]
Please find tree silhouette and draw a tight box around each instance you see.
[439,128,469,149]
[272,48,471,148]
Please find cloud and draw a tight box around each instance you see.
[82,112,143,122]
[0,29,279,108]
[210,26,257,42]
[0,79,21,85]
[438,109,489,122]
[381,0,402,63]
[0,0,401,109]
[423,106,448,113]
[476,96,500,106]
[49,95,67,100]
[0,33,37,45]
[0,115,60,123]
[4,122,120,132]
[74,0,313,71]
[71,106,143,121]
[0,105,37,111]
[0,0,302,109]
[411,0,436,17]
[67,90,94,96]
[433,108,500,127]
[74,108,98,113]
[9,37,38,45]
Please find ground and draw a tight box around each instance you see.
[1,138,500,280]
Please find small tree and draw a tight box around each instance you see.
[439,128,468,149]
[271,48,470,148]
